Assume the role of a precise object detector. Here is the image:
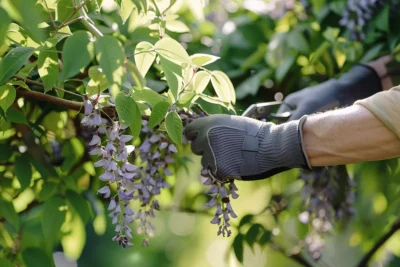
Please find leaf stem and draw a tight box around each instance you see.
[74,0,104,37]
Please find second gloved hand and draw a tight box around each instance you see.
[184,115,311,181]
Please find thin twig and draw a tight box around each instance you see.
[55,0,90,31]
[356,219,400,267]
[75,0,104,37]
[57,16,84,30]
[42,0,57,29]
[13,76,83,98]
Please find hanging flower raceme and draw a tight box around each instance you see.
[200,168,239,237]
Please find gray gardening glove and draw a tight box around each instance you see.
[184,115,311,181]
[277,65,382,120]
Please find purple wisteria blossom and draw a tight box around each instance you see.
[82,99,180,248]
[200,168,239,237]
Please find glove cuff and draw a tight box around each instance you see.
[241,116,310,180]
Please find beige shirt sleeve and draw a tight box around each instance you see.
[355,86,400,140]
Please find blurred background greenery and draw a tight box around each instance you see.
[1,0,400,266]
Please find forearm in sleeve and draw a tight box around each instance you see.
[302,105,400,167]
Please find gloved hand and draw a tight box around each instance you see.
[277,65,382,120]
[184,115,311,181]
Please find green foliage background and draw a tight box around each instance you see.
[0,0,400,266]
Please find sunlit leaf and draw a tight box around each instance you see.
[61,211,86,260]
[159,55,183,101]
[0,8,11,48]
[166,20,190,33]
[10,0,46,43]
[134,41,156,78]
[0,47,34,86]
[192,71,211,94]
[38,48,59,92]
[190,54,219,67]
[22,248,53,267]
[15,155,32,191]
[95,36,125,87]
[132,88,167,107]
[149,101,170,128]
[62,31,94,79]
[118,0,135,24]
[0,85,16,112]
[165,111,182,145]
[210,70,235,104]
[41,197,66,247]
[86,66,110,96]
[155,37,190,64]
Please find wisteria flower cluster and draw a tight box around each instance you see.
[298,166,354,259]
[81,98,176,247]
[339,0,386,40]
[200,168,239,237]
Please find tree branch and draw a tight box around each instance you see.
[356,219,400,267]
[16,89,83,111]
[75,0,104,38]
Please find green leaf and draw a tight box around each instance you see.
[259,230,271,246]
[22,248,53,267]
[149,101,170,128]
[134,41,156,77]
[190,54,220,67]
[287,30,309,54]
[118,0,135,24]
[6,107,27,124]
[86,66,110,96]
[375,5,389,32]
[15,155,32,190]
[233,234,244,263]
[115,93,137,126]
[159,56,183,101]
[322,27,340,43]
[129,100,142,140]
[38,48,59,92]
[39,182,58,201]
[95,35,125,86]
[0,47,34,86]
[177,91,196,109]
[165,111,182,145]
[245,224,263,248]
[236,69,271,100]
[126,60,146,90]
[66,190,91,224]
[210,70,235,104]
[0,198,19,231]
[10,0,46,43]
[0,85,16,112]
[166,20,190,33]
[0,8,11,48]
[155,37,190,63]
[0,258,13,267]
[62,31,94,79]
[132,88,166,107]
[275,53,296,83]
[239,214,253,228]
[360,44,384,64]
[192,71,211,94]
[42,197,66,247]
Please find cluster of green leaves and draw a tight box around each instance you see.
[0,0,237,266]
